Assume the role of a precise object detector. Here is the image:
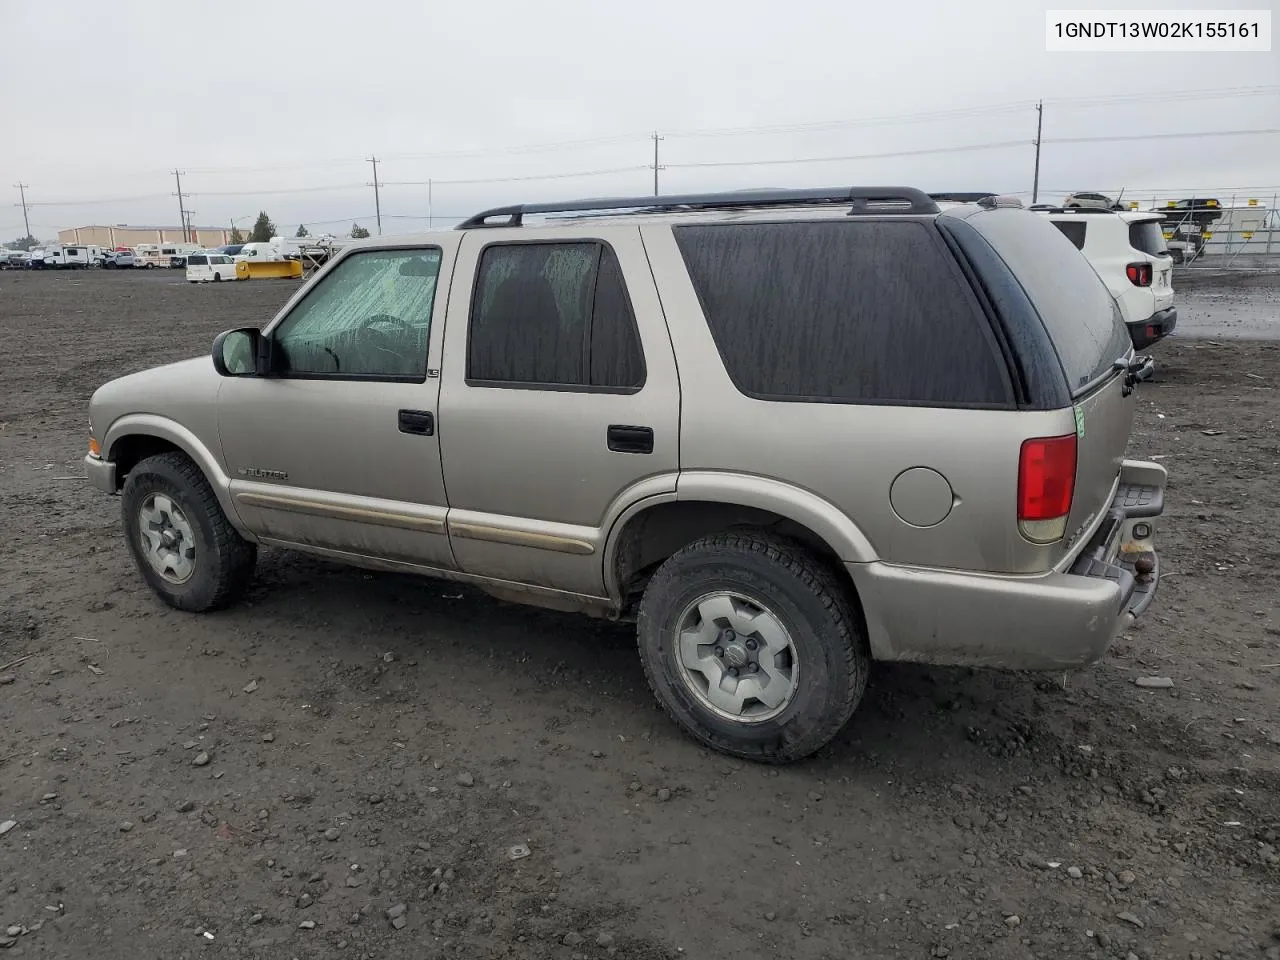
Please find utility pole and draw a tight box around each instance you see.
[650,132,665,196]
[1031,100,1043,206]
[183,210,196,244]
[172,170,190,242]
[367,156,383,235]
[13,182,31,241]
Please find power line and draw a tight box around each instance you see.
[1046,84,1280,107]
[665,139,1031,170]
[1043,127,1280,145]
[666,101,1034,140]
[190,183,367,198]
[23,193,171,207]
[382,165,650,188]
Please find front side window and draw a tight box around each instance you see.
[271,247,441,379]
[467,241,645,390]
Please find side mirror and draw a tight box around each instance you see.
[212,327,265,377]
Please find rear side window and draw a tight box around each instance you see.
[1051,220,1087,250]
[1128,220,1169,257]
[672,220,1011,407]
[188,255,207,265]
[467,241,645,391]
[969,209,1130,393]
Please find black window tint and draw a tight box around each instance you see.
[468,242,645,390]
[589,246,645,388]
[188,255,207,265]
[970,209,1131,393]
[1128,220,1168,256]
[672,220,1010,406]
[1052,220,1087,250]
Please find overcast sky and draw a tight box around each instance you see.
[2,0,1277,240]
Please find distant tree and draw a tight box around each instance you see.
[5,235,38,251]
[228,226,244,244]
[350,223,371,239]
[295,224,309,238]
[248,211,276,243]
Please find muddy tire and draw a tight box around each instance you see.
[121,452,256,612]
[637,531,869,763]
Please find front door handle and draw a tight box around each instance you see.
[398,409,435,436]
[607,424,653,454]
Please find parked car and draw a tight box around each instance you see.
[1032,205,1176,349]
[1062,191,1123,211]
[0,250,30,269]
[84,186,1165,763]
[102,250,138,269]
[186,253,238,283]
[215,244,245,258]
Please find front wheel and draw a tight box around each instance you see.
[637,531,869,763]
[121,452,256,612]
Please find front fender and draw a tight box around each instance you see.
[103,414,253,537]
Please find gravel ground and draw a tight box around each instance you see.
[1,269,1278,960]
[1175,269,1280,339]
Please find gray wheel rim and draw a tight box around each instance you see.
[137,493,196,584]
[674,591,798,723]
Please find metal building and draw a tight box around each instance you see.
[57,225,239,249]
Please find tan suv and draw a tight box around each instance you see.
[84,187,1166,763]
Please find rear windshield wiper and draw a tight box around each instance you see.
[1114,354,1154,396]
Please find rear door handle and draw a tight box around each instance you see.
[607,424,653,454]
[397,409,435,436]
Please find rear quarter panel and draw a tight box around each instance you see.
[640,223,1082,576]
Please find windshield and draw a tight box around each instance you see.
[1128,220,1169,257]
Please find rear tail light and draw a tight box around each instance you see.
[1018,433,1077,543]
[1126,262,1152,286]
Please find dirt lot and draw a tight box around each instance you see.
[1,269,1277,960]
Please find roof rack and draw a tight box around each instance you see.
[928,192,999,202]
[1028,205,1122,215]
[455,186,940,229]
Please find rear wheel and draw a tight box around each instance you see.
[213,272,222,282]
[121,452,256,612]
[637,531,869,763]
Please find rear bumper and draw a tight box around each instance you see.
[1127,306,1177,349]
[851,459,1165,671]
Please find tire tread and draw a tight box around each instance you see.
[123,452,255,612]
[637,530,868,763]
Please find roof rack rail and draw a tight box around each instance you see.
[1029,205,1122,215]
[456,186,940,229]
[928,192,999,202]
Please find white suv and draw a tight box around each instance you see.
[1031,206,1176,349]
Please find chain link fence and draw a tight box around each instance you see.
[1122,193,1280,270]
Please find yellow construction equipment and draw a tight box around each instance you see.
[235,260,304,280]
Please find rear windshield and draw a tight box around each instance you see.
[1128,219,1169,257]
[969,209,1130,393]
[188,255,208,265]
